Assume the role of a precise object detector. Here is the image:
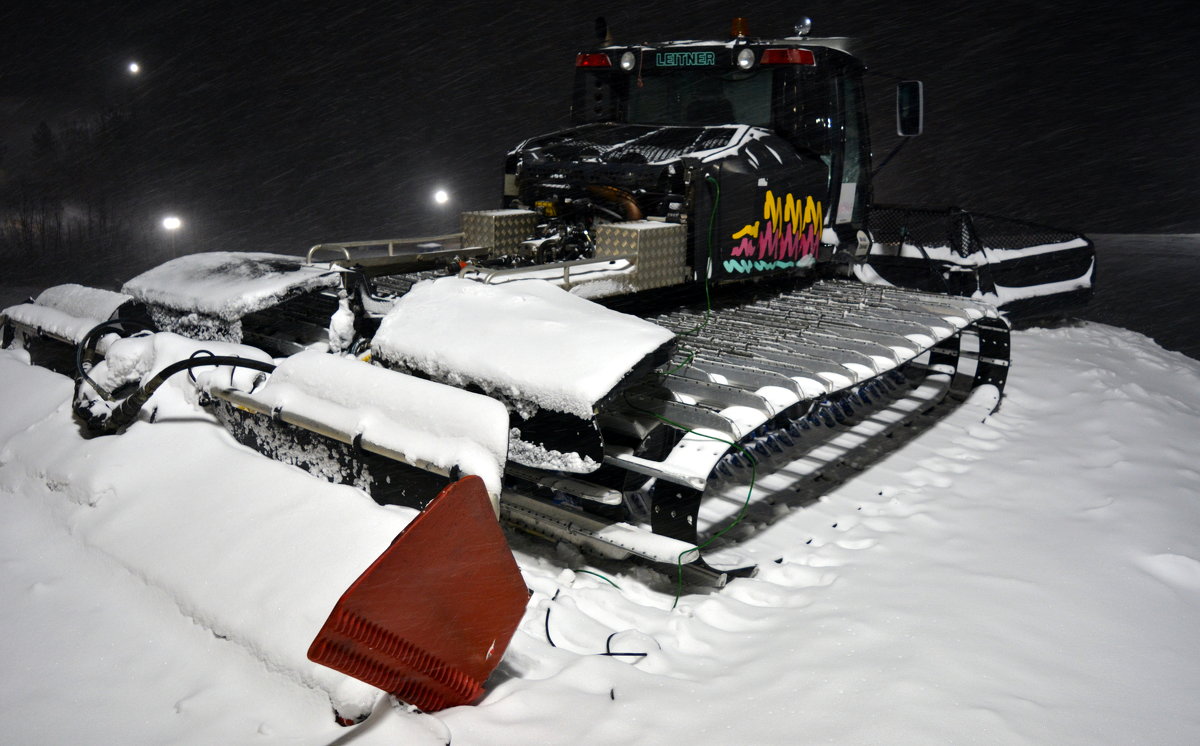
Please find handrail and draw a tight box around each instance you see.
[465,255,635,287]
[306,245,352,263]
[306,232,465,263]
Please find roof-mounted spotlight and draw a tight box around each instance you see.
[794,17,813,37]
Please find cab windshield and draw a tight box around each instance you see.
[625,67,774,127]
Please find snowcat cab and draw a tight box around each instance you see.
[485,19,1092,315]
[494,37,862,285]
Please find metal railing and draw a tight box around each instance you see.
[465,255,635,287]
[306,232,465,264]
[869,205,1086,257]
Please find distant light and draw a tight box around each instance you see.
[162,216,182,231]
[433,189,450,205]
[128,62,141,75]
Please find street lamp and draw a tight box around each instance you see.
[128,61,141,76]
[433,188,450,205]
[162,215,182,256]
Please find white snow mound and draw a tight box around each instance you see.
[0,349,414,723]
[371,277,674,418]
[122,252,342,320]
[2,284,133,344]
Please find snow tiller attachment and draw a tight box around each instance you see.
[1,284,152,374]
[68,331,530,721]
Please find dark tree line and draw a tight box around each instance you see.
[0,107,174,286]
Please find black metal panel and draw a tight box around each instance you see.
[703,135,829,283]
[209,399,452,510]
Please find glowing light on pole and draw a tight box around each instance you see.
[162,215,182,256]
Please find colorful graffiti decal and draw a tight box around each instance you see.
[724,191,822,274]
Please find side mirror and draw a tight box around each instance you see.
[896,80,924,137]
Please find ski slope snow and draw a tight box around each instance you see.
[1,321,1199,745]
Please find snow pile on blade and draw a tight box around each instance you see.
[239,350,509,499]
[371,277,674,418]
[33,284,130,320]
[122,252,341,321]
[2,284,132,343]
[0,342,430,721]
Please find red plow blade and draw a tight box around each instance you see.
[308,476,529,714]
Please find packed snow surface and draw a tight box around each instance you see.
[247,350,509,498]
[122,252,342,320]
[0,337,414,723]
[372,277,674,418]
[2,321,1200,744]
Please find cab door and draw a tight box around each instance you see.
[829,59,872,247]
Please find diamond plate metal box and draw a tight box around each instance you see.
[461,210,537,256]
[595,221,689,292]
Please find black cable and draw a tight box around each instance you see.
[75,318,156,400]
[186,349,217,383]
[543,607,556,648]
[902,227,953,296]
[543,605,648,660]
[80,355,276,436]
[601,632,648,660]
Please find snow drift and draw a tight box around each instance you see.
[2,321,1200,744]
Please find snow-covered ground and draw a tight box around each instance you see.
[2,316,1199,744]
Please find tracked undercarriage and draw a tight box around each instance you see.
[493,279,1008,581]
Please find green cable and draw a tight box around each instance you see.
[622,398,758,609]
[660,349,696,378]
[676,175,720,338]
[642,176,758,605]
[666,425,756,610]
[576,569,621,589]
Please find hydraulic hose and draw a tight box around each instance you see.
[75,318,158,400]
[79,355,276,436]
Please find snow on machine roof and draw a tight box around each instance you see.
[372,277,675,419]
[123,252,342,321]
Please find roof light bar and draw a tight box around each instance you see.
[760,48,816,66]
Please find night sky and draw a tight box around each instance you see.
[2,0,1197,259]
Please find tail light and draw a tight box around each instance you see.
[760,48,816,65]
[576,53,612,68]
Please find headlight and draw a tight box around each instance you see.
[736,48,756,70]
[620,51,637,71]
